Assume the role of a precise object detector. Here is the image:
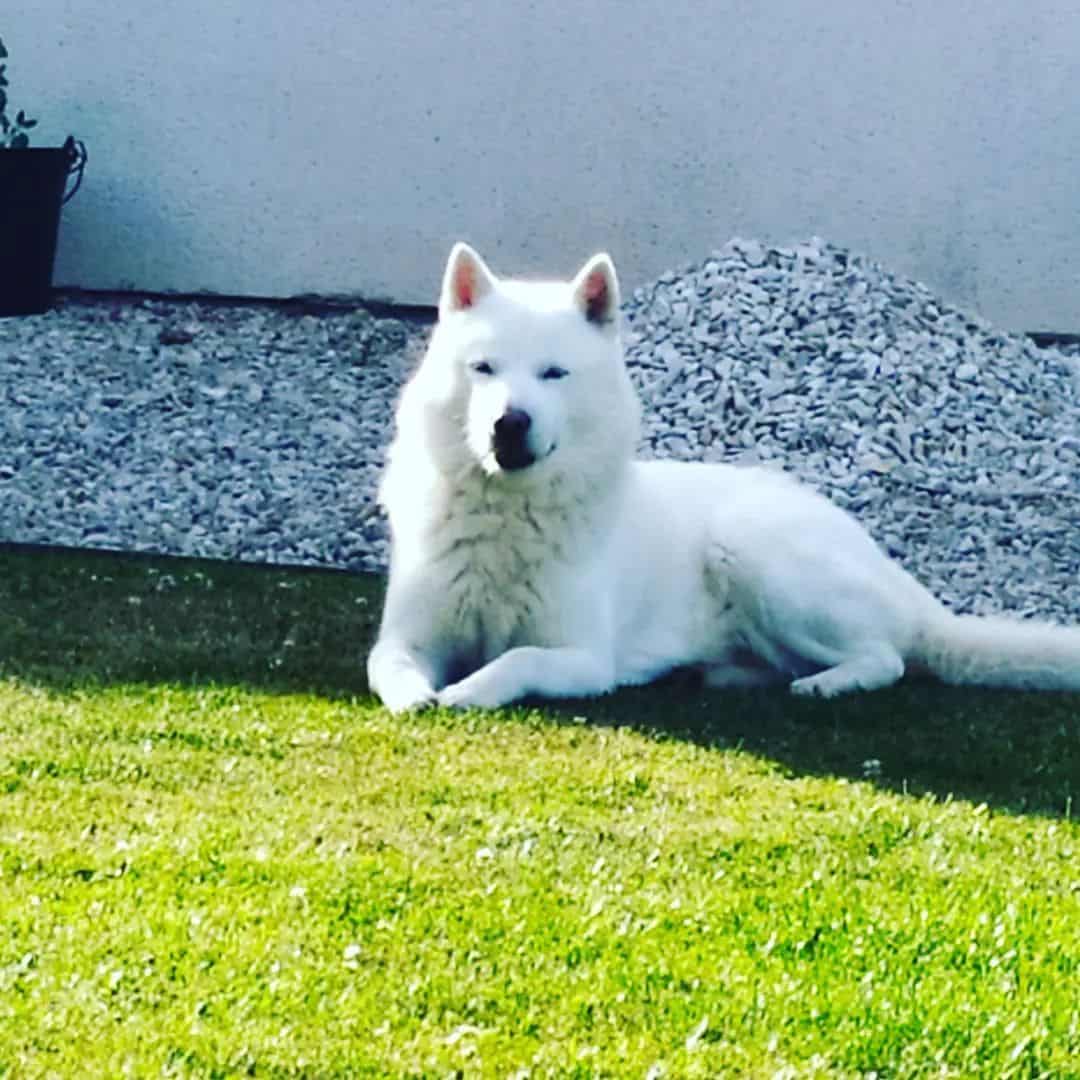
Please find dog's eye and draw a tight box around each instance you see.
[471,360,495,376]
[540,365,569,381]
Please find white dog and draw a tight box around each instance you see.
[367,243,1080,712]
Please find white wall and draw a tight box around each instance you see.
[11,0,1080,329]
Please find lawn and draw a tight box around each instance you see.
[0,543,1078,1077]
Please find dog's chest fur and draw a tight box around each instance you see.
[426,472,605,668]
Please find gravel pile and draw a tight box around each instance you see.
[2,238,1078,621]
[0,299,418,573]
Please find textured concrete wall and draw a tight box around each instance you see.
[11,0,1080,329]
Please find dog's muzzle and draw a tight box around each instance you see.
[491,408,535,471]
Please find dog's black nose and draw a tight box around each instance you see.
[492,408,535,470]
[494,408,532,441]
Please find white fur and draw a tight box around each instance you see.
[367,243,1080,712]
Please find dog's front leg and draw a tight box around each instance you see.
[438,645,616,709]
[367,637,440,713]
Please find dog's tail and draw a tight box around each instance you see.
[913,609,1080,691]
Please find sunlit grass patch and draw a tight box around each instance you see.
[0,544,1078,1075]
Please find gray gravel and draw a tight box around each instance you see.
[2,237,1079,623]
[0,298,417,573]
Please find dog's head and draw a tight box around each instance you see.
[409,242,639,480]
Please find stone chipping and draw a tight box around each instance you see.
[1,236,1078,622]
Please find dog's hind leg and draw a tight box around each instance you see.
[788,642,905,698]
[731,564,914,699]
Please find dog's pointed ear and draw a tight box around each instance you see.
[440,242,497,317]
[571,253,620,330]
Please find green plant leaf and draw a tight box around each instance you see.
[11,131,28,148]
[0,40,8,60]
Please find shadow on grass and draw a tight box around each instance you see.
[542,675,1079,820]
[2,543,1077,818]
[0,542,376,700]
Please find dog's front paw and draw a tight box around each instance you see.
[437,669,516,710]
[375,672,438,714]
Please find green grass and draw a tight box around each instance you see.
[1,543,1078,1077]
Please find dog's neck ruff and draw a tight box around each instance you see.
[382,438,631,572]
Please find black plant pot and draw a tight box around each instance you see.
[0,135,86,317]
